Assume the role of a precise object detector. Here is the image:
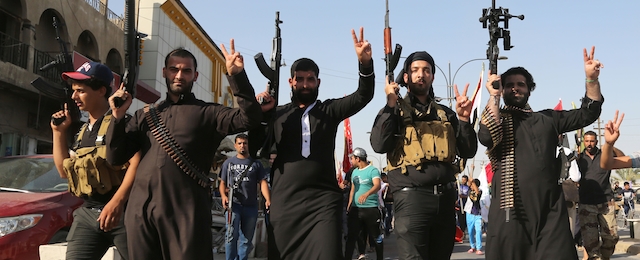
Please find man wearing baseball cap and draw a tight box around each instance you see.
[345,147,383,260]
[51,61,140,259]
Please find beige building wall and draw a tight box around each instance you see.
[132,0,231,112]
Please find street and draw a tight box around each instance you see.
[215,217,640,260]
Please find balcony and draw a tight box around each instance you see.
[84,0,125,30]
[0,31,29,69]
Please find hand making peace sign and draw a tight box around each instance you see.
[351,27,372,65]
[583,46,603,80]
[454,83,472,122]
[220,39,244,76]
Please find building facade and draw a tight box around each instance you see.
[0,0,232,156]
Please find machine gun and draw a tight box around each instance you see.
[479,0,524,89]
[251,11,283,159]
[30,16,79,128]
[384,0,402,87]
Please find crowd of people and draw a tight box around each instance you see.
[49,21,640,260]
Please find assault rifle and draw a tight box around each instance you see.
[384,0,402,87]
[31,16,79,128]
[479,0,524,89]
[114,0,143,108]
[251,11,283,159]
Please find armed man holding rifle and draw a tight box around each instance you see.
[255,27,374,260]
[370,51,478,259]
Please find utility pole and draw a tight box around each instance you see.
[593,117,605,145]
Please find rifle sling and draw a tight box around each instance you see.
[144,104,211,188]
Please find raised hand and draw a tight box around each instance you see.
[583,46,603,80]
[220,39,244,76]
[50,103,72,131]
[604,110,624,145]
[485,70,502,97]
[109,83,132,120]
[454,83,472,122]
[351,27,372,65]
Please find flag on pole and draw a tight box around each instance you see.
[553,98,563,111]
[485,162,494,185]
[470,63,485,126]
[342,117,353,174]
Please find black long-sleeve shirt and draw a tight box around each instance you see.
[370,93,478,193]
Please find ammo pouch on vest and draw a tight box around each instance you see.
[387,101,458,174]
[62,114,128,197]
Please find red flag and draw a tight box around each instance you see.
[553,99,563,111]
[485,163,494,184]
[343,118,353,174]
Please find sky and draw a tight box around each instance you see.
[109,0,640,178]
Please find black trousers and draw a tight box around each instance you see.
[393,188,457,260]
[66,207,128,260]
[344,207,383,260]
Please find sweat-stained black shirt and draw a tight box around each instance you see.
[577,149,613,205]
[370,93,478,193]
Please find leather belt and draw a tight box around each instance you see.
[400,182,456,194]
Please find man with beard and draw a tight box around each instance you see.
[479,46,603,259]
[106,44,262,259]
[255,27,374,260]
[369,51,478,259]
[577,130,620,259]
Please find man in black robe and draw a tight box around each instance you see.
[106,42,262,259]
[255,27,374,260]
[478,46,604,259]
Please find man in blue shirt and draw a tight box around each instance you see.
[219,134,271,260]
[345,147,383,260]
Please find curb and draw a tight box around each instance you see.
[616,239,640,255]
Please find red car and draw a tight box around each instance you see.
[0,155,83,260]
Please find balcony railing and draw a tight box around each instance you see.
[0,31,29,69]
[32,49,64,85]
[84,0,125,30]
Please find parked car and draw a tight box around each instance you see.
[0,155,83,260]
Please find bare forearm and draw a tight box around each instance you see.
[260,180,271,203]
[601,142,615,170]
[585,80,602,102]
[52,131,69,178]
[219,180,228,199]
[110,152,141,204]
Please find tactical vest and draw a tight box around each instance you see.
[387,101,457,174]
[62,114,128,197]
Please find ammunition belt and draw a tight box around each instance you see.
[483,104,532,222]
[499,113,515,214]
[144,104,211,188]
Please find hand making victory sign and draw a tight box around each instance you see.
[352,27,372,65]
[220,39,244,76]
[584,46,603,80]
[454,83,472,122]
[604,110,624,146]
